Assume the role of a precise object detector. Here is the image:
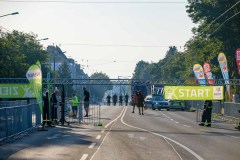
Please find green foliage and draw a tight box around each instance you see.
[0,30,48,78]
[133,1,240,86]
[89,72,112,102]
[57,61,73,96]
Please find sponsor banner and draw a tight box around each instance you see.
[0,84,35,98]
[164,86,224,100]
[193,64,206,85]
[26,61,43,113]
[203,62,214,85]
[235,48,240,74]
[218,52,230,98]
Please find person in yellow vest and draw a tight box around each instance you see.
[72,93,79,117]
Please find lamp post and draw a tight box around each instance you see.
[37,38,49,41]
[0,12,19,18]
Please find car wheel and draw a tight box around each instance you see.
[152,104,155,110]
[167,108,170,111]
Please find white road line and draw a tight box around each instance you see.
[89,143,96,149]
[170,119,174,121]
[80,154,88,160]
[120,107,204,160]
[101,129,105,133]
[175,122,179,124]
[104,106,125,129]
[96,135,101,139]
[223,134,239,139]
[164,138,183,160]
[90,106,127,160]
[183,125,191,128]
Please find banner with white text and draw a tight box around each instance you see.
[0,84,35,98]
[164,86,224,100]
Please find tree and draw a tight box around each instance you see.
[0,30,48,78]
[57,60,73,97]
[89,72,112,103]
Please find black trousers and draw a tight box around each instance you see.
[202,108,212,125]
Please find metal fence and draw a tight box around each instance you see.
[65,102,101,126]
[0,100,28,108]
[0,102,41,141]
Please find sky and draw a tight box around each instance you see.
[0,0,195,79]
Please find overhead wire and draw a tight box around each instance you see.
[0,0,186,4]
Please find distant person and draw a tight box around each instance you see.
[199,100,213,127]
[132,91,138,113]
[137,91,144,115]
[72,93,79,117]
[51,88,59,122]
[107,95,111,106]
[125,94,129,106]
[83,87,90,117]
[43,91,50,126]
[119,94,123,106]
[113,93,117,106]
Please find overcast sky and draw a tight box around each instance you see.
[0,0,195,78]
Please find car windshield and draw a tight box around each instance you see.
[152,95,165,101]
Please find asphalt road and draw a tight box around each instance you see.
[0,105,240,160]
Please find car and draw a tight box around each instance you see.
[144,94,169,110]
[168,100,185,111]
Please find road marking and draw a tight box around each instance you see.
[121,107,204,160]
[80,154,88,160]
[183,125,191,128]
[96,135,101,139]
[101,129,105,133]
[223,134,239,139]
[128,133,146,141]
[164,138,183,160]
[170,119,174,121]
[90,106,127,160]
[175,122,179,124]
[104,106,125,129]
[128,133,134,138]
[89,143,96,149]
[46,134,60,140]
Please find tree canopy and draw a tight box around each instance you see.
[0,30,48,78]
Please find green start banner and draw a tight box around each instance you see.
[0,84,35,98]
[164,86,224,100]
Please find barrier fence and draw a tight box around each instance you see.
[0,102,41,141]
[194,101,240,127]
[65,102,101,126]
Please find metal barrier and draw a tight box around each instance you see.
[0,102,41,141]
[65,102,101,126]
[224,102,240,118]
[0,100,28,108]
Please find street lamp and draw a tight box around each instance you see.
[0,12,19,18]
[37,38,49,41]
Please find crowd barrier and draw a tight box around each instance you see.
[0,102,41,141]
[65,102,101,126]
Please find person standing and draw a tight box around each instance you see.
[43,91,50,126]
[72,93,79,117]
[137,91,144,115]
[107,95,111,106]
[132,91,138,113]
[199,100,213,127]
[113,93,117,106]
[125,94,129,106]
[83,87,90,117]
[119,94,123,106]
[51,88,59,122]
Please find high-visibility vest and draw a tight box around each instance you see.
[72,96,78,106]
